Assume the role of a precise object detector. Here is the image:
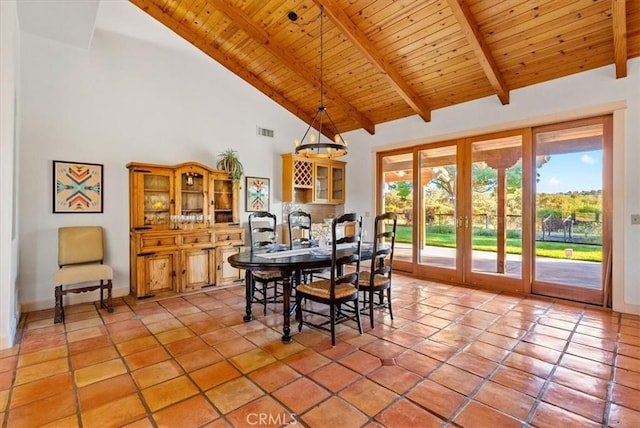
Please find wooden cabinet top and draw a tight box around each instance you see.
[128,160,239,229]
[127,161,229,177]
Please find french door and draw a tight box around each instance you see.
[378,116,611,305]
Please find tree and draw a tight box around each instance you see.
[388,181,412,203]
[426,160,524,204]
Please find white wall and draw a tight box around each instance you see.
[343,58,640,313]
[18,2,303,310]
[0,0,20,349]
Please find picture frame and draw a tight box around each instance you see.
[53,160,103,213]
[245,176,270,212]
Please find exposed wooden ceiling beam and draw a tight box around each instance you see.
[612,0,628,78]
[446,0,510,105]
[315,0,432,123]
[130,0,318,134]
[212,0,376,136]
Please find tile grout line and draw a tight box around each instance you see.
[66,313,85,428]
[389,290,543,424]
[105,298,163,427]
[7,281,638,427]
[602,311,622,427]
[165,295,329,427]
[289,286,497,425]
[442,295,559,425]
[154,295,251,427]
[1,313,27,428]
[521,309,597,425]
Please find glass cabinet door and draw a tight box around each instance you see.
[330,164,344,203]
[136,170,173,229]
[314,163,330,202]
[176,168,207,229]
[211,178,234,224]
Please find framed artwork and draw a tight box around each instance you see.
[53,160,103,213]
[245,176,270,212]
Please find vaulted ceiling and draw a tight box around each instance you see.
[131,0,639,139]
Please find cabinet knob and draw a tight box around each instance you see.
[157,240,161,246]
[195,238,199,243]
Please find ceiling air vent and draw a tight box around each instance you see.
[256,126,275,138]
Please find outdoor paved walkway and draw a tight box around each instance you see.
[394,245,602,290]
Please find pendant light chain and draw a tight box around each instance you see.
[320,5,324,109]
[293,4,348,158]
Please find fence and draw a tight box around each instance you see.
[424,212,601,244]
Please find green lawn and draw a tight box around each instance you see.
[392,225,602,262]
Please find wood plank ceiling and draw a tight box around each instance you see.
[131,0,639,139]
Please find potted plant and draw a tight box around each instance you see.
[216,149,244,182]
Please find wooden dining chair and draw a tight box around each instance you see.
[248,211,285,315]
[53,226,114,323]
[288,209,329,283]
[358,212,397,328]
[295,213,363,346]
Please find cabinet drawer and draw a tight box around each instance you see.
[215,230,244,244]
[139,234,179,252]
[182,231,214,246]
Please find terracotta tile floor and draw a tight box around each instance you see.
[1,274,640,427]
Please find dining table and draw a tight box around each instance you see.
[228,243,371,343]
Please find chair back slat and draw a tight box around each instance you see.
[288,210,312,250]
[249,211,277,250]
[330,213,362,299]
[370,212,397,282]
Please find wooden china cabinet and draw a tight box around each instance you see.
[127,161,244,299]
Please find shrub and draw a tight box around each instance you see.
[427,224,455,234]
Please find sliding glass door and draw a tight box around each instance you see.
[466,131,529,292]
[377,115,611,305]
[531,117,611,305]
[380,152,414,272]
[416,143,462,283]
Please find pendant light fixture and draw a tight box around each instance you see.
[293,5,348,159]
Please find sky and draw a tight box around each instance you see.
[536,150,602,193]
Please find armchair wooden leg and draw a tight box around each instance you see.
[101,280,114,313]
[54,285,64,324]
